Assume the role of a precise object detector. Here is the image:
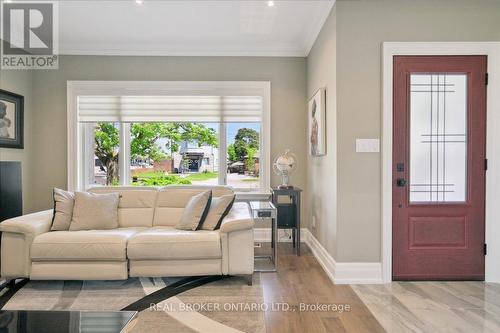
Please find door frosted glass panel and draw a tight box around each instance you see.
[409,74,467,202]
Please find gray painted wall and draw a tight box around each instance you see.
[307,0,500,263]
[306,7,337,258]
[0,69,34,213]
[29,56,308,215]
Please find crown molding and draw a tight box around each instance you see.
[59,43,308,57]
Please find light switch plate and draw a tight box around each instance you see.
[356,139,380,153]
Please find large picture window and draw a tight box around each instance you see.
[68,82,270,194]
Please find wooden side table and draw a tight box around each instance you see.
[271,187,302,256]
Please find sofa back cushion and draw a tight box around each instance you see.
[88,187,158,228]
[70,192,120,231]
[199,194,236,230]
[154,186,234,226]
[51,188,75,231]
[175,190,212,231]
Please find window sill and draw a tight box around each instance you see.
[235,190,272,201]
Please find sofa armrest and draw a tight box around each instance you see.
[0,210,53,238]
[219,202,254,233]
[219,202,254,275]
[1,210,53,279]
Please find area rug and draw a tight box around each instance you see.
[0,275,266,333]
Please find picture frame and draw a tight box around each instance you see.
[0,89,24,149]
[308,88,326,156]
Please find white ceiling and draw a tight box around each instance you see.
[58,0,334,57]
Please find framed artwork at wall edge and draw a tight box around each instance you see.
[308,88,326,156]
[0,89,24,149]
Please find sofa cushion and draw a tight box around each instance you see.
[70,192,120,231]
[153,186,233,226]
[127,227,222,260]
[31,228,143,261]
[175,190,212,231]
[200,194,236,230]
[88,187,158,228]
[51,188,75,231]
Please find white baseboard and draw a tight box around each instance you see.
[306,230,383,284]
[333,263,383,284]
[254,228,383,284]
[303,228,336,283]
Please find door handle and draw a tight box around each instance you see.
[396,178,407,187]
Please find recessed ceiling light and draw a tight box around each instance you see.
[267,1,274,7]
[135,0,143,4]
[4,0,13,3]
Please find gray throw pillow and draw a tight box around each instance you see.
[69,191,120,231]
[199,194,235,230]
[175,191,212,231]
[51,188,75,231]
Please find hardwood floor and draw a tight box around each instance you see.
[257,243,384,333]
[258,242,500,333]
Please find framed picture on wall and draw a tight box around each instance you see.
[0,89,24,149]
[308,88,326,156]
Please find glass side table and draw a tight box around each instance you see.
[250,201,278,272]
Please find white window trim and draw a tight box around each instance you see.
[382,42,500,283]
[67,81,271,193]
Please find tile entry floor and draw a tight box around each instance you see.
[353,281,500,333]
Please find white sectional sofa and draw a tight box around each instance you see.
[0,186,254,284]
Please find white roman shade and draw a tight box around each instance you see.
[77,95,262,123]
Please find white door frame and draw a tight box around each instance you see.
[382,42,500,283]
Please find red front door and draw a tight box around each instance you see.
[393,56,487,280]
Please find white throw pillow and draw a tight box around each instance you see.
[175,191,212,231]
[69,191,120,231]
[51,188,75,231]
[199,194,235,230]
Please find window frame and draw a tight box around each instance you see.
[67,81,271,194]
